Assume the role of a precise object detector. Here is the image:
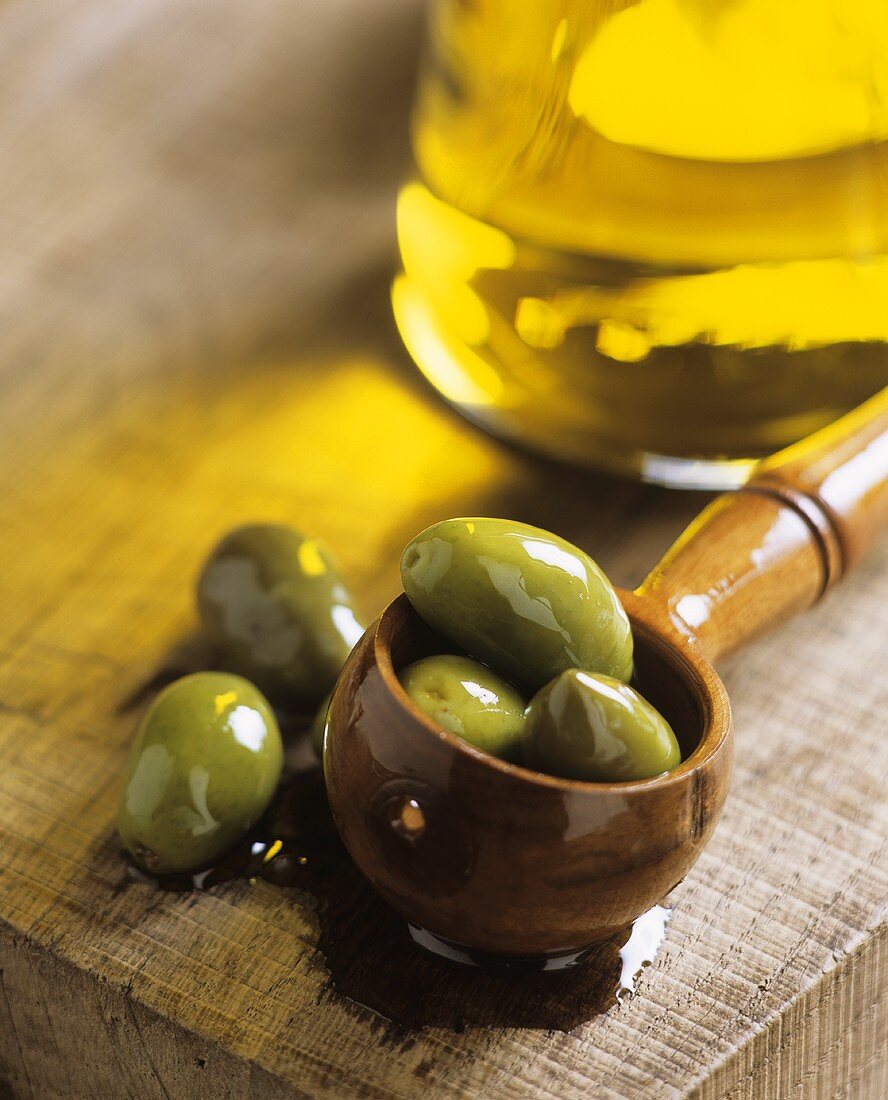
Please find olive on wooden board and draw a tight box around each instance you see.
[118,672,283,874]
[196,524,363,708]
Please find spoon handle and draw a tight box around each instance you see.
[636,388,888,664]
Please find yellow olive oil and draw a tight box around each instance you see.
[394,0,888,486]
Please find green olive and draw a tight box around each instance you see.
[399,654,526,760]
[311,692,330,759]
[196,524,363,708]
[118,672,283,874]
[400,518,632,691]
[522,669,680,782]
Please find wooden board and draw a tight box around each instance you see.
[0,2,886,1097]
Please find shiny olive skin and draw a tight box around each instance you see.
[196,524,363,708]
[522,669,681,783]
[118,672,283,874]
[399,654,526,761]
[400,518,633,691]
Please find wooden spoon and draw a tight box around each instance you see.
[324,390,888,963]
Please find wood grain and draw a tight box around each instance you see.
[0,2,886,1098]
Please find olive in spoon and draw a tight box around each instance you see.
[324,391,888,963]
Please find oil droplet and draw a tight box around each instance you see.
[263,838,283,863]
[617,904,671,1002]
[122,834,316,893]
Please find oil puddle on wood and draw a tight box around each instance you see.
[118,767,671,1033]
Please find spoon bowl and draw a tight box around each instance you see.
[325,391,887,961]
[324,593,731,959]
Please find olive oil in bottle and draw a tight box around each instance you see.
[394,0,888,486]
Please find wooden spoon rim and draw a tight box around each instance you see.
[372,594,731,796]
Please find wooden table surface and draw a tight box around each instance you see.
[0,2,886,1097]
